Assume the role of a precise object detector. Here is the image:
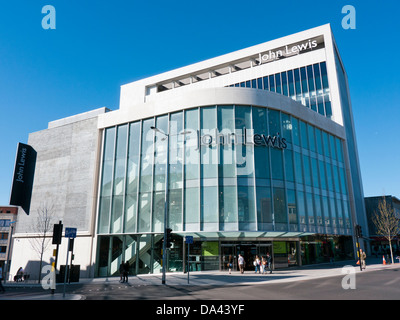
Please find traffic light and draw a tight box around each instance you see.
[166,228,173,248]
[355,225,362,238]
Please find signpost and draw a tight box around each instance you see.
[63,227,76,298]
[185,236,193,284]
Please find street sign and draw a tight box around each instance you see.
[185,236,193,244]
[65,227,77,238]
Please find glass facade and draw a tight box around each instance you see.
[96,104,352,276]
[229,62,332,118]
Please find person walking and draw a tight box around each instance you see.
[0,265,5,293]
[266,252,273,274]
[123,261,130,283]
[227,255,233,274]
[360,249,366,270]
[119,261,125,283]
[261,256,266,274]
[238,254,244,274]
[254,255,261,273]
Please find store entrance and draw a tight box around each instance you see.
[221,242,273,271]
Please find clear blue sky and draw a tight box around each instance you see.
[1,1,399,205]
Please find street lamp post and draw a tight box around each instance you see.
[151,125,191,285]
[151,126,169,285]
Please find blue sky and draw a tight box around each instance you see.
[0,1,399,205]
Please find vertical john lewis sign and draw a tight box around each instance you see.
[10,143,37,215]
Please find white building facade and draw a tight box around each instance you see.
[10,24,367,279]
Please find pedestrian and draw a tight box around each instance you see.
[261,256,266,274]
[238,254,244,274]
[254,255,260,273]
[123,261,130,282]
[0,265,5,293]
[227,255,233,274]
[119,261,125,282]
[266,252,272,274]
[360,249,366,270]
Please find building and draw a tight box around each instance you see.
[0,206,18,280]
[365,195,400,257]
[10,24,368,279]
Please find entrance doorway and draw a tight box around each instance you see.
[220,242,273,271]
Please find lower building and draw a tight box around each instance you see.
[365,196,400,258]
[10,24,367,279]
[0,206,18,281]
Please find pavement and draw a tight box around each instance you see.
[1,257,397,300]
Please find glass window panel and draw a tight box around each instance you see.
[235,106,253,178]
[153,115,168,192]
[294,152,303,184]
[138,192,151,232]
[282,113,292,144]
[101,127,116,197]
[292,117,300,146]
[140,118,155,193]
[273,187,287,225]
[288,70,295,98]
[169,188,182,231]
[300,67,308,93]
[336,138,344,163]
[263,76,269,90]
[306,192,315,226]
[245,80,251,88]
[256,186,272,229]
[311,157,319,188]
[269,75,275,92]
[313,63,322,91]
[307,124,315,152]
[218,106,235,178]
[219,185,238,228]
[339,167,348,195]
[169,112,183,190]
[329,197,337,228]
[111,195,124,233]
[333,165,341,193]
[240,82,245,87]
[314,194,323,226]
[303,155,312,186]
[284,149,294,182]
[287,189,297,225]
[126,122,140,194]
[271,149,283,180]
[257,77,263,89]
[275,73,281,94]
[319,160,327,190]
[317,95,325,116]
[201,107,218,179]
[322,196,330,227]
[152,191,164,233]
[329,135,337,160]
[320,62,329,89]
[202,186,218,229]
[98,196,111,233]
[336,198,344,228]
[326,163,334,191]
[281,71,288,96]
[297,191,306,226]
[124,194,137,233]
[184,187,199,228]
[325,100,332,118]
[343,200,351,229]
[300,120,308,150]
[238,185,256,230]
[322,131,330,158]
[307,65,315,92]
[251,79,257,89]
[253,107,270,179]
[268,109,280,136]
[184,108,199,180]
[294,68,301,96]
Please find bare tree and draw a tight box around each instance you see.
[372,197,400,264]
[29,203,56,283]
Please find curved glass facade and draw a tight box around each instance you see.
[96,105,352,276]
